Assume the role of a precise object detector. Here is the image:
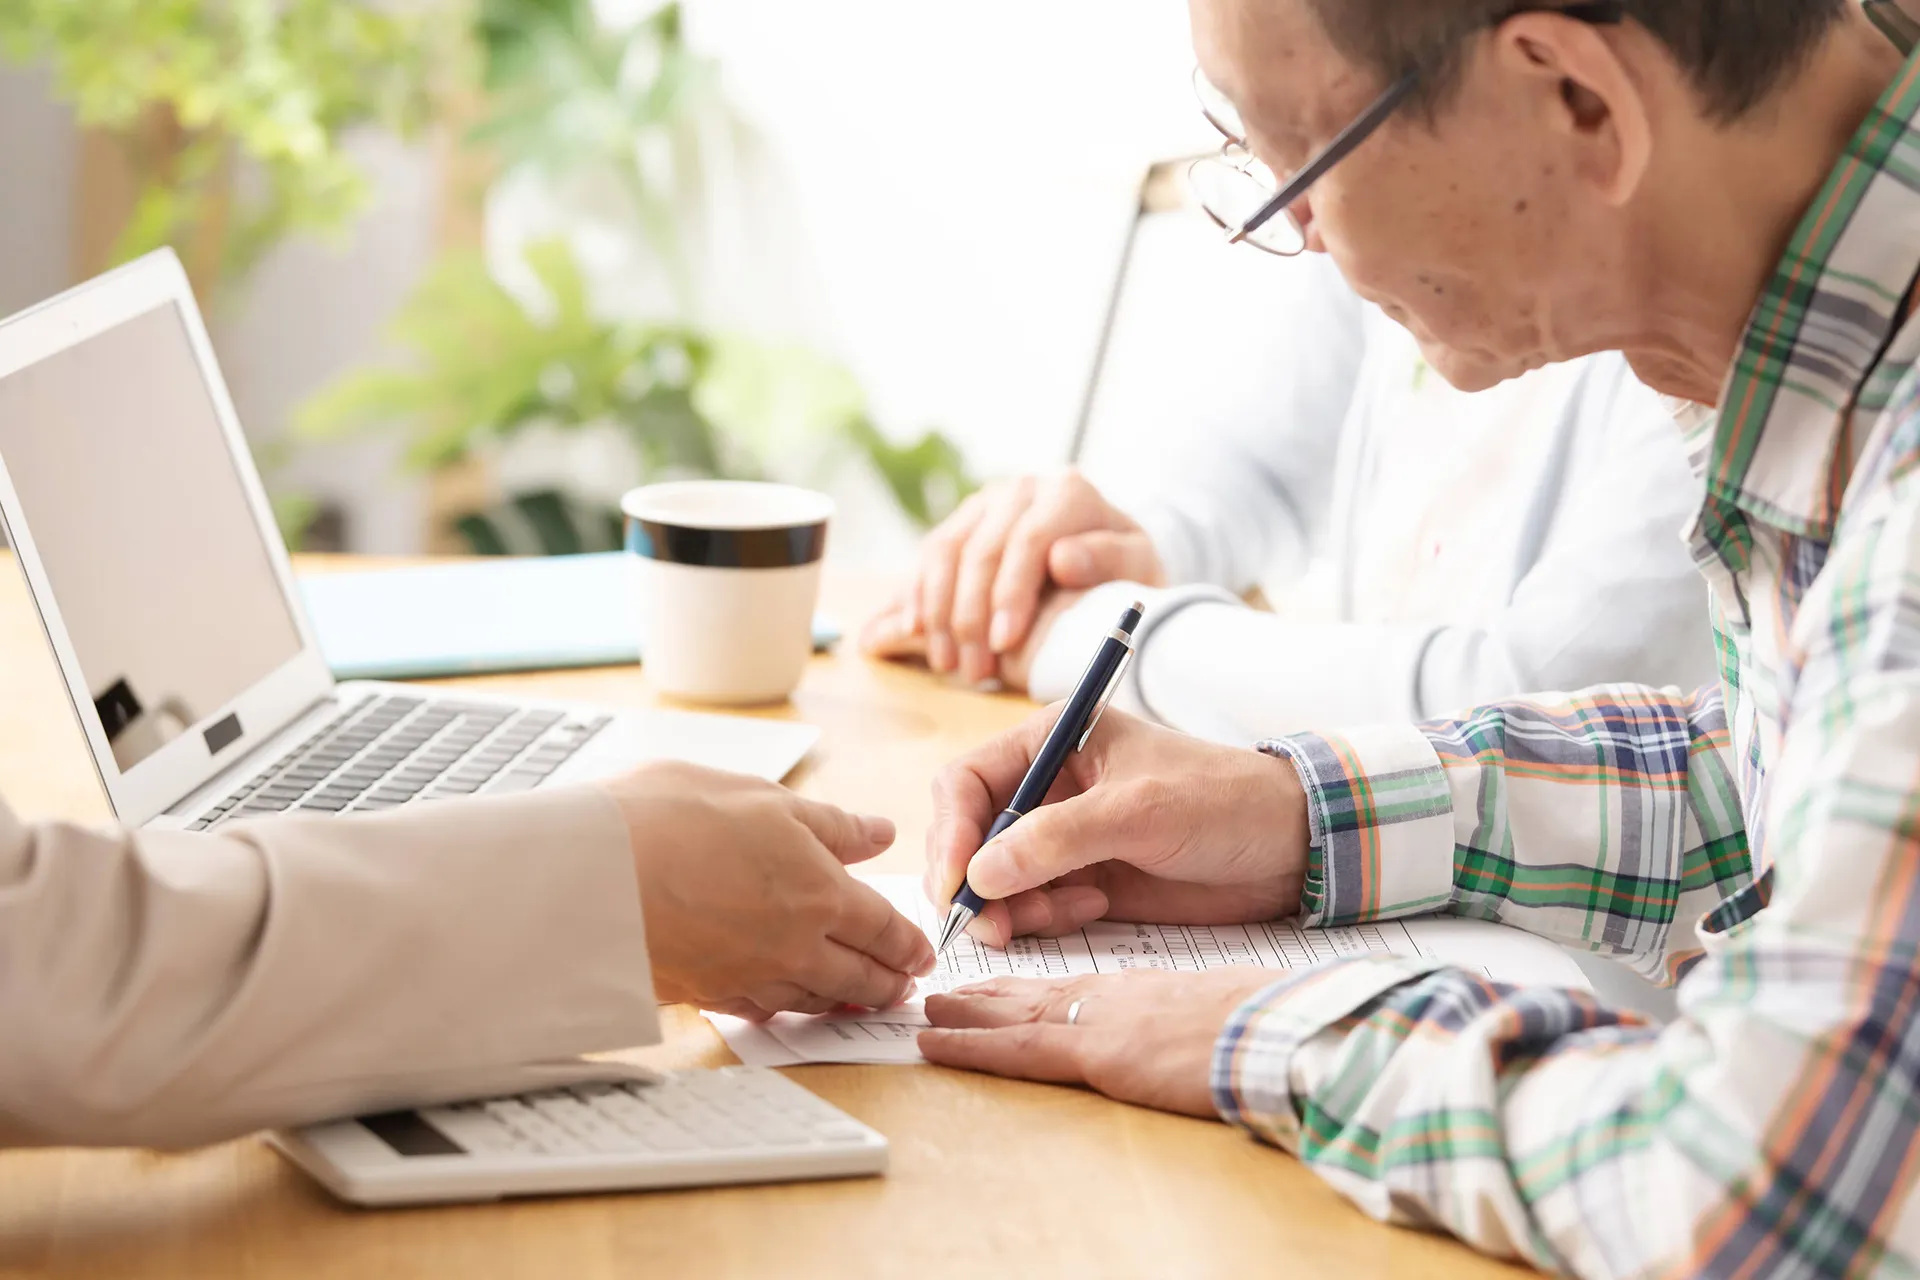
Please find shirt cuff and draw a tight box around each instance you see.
[1211,956,1448,1152]
[1258,724,1457,925]
[1027,582,1241,717]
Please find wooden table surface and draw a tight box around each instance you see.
[0,555,1521,1280]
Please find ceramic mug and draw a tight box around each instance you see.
[622,481,833,705]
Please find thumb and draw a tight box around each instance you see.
[790,796,897,865]
[1050,531,1161,589]
[965,792,1121,900]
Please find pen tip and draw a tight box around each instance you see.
[935,903,975,955]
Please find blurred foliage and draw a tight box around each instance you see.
[299,238,736,476]
[475,0,714,302]
[300,0,973,552]
[299,237,974,552]
[0,0,452,283]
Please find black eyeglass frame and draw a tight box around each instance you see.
[1223,0,1627,247]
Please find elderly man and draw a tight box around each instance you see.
[919,2,1920,1275]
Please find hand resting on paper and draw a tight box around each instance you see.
[917,971,1278,1116]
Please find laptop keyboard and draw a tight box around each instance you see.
[193,695,610,830]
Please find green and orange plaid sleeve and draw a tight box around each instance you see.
[1213,445,1920,1275]
[1263,683,1751,985]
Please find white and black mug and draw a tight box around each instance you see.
[622,481,833,705]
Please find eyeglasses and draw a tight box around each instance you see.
[1189,1,1626,257]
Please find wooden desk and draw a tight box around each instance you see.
[0,556,1521,1280]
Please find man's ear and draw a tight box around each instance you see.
[1492,12,1652,207]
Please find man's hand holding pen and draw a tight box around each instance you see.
[923,708,1309,950]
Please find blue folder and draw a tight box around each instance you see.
[298,553,840,682]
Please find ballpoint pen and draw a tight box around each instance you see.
[935,601,1145,954]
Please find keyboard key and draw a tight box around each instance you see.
[299,799,349,812]
[490,772,543,793]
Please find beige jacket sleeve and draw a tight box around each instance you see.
[0,786,661,1151]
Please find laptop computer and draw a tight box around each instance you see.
[0,249,818,831]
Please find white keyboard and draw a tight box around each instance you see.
[270,1068,888,1206]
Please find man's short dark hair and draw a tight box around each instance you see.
[1304,0,1851,122]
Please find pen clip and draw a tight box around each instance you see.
[1077,643,1134,752]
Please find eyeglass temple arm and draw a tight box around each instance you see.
[1228,0,1626,245]
[1229,73,1418,245]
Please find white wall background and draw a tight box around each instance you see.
[679,0,1215,483]
[0,64,75,318]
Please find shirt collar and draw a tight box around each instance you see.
[1702,45,1920,540]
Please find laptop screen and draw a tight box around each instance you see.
[0,301,302,773]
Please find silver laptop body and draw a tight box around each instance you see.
[0,250,815,831]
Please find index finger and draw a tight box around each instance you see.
[831,877,937,979]
[923,979,1079,1029]
[917,1023,1086,1085]
[987,482,1103,654]
[925,705,1067,902]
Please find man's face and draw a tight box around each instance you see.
[1191,0,1605,391]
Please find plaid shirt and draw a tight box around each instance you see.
[1213,49,1920,1279]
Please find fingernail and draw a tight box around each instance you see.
[913,950,937,978]
[966,917,1002,948]
[1058,544,1092,580]
[863,814,896,844]
[989,610,1015,653]
[929,632,956,672]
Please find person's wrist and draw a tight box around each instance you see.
[1228,748,1311,901]
[597,779,681,982]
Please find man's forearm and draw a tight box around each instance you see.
[1262,684,1750,983]
[1213,959,1668,1275]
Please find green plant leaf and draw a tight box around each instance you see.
[694,338,867,458]
[845,417,977,529]
[0,0,456,288]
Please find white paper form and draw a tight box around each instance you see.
[705,875,1592,1067]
